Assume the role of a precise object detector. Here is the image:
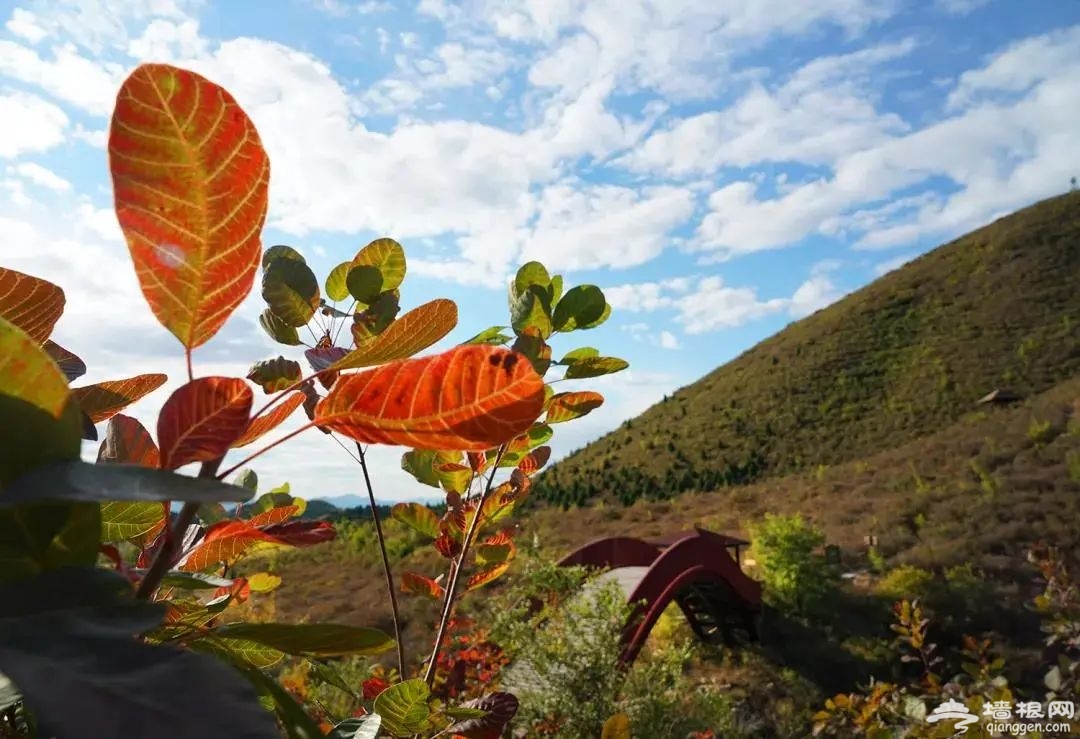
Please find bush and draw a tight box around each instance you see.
[748,513,834,614]
[875,564,937,601]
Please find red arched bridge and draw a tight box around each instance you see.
[556,526,763,665]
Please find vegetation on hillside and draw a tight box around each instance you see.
[532,191,1080,507]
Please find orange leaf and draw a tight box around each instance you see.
[315,345,545,450]
[157,377,253,469]
[43,341,86,382]
[517,445,551,475]
[401,572,444,600]
[247,505,299,528]
[467,563,510,591]
[0,267,64,343]
[545,391,604,424]
[96,413,161,467]
[108,63,270,350]
[231,392,304,448]
[331,298,458,370]
[179,520,274,571]
[73,374,167,423]
[467,451,488,475]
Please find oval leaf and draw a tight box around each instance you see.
[346,265,383,304]
[466,562,510,591]
[179,520,274,571]
[262,244,305,269]
[97,414,161,467]
[324,261,352,302]
[259,309,301,346]
[331,298,458,370]
[0,266,64,343]
[43,340,86,382]
[401,572,444,600]
[553,285,607,332]
[449,692,520,738]
[231,393,304,448]
[158,377,253,470]
[602,713,631,739]
[563,356,628,379]
[101,501,167,545]
[0,317,81,489]
[246,357,302,394]
[315,345,545,450]
[108,63,269,350]
[390,503,441,539]
[73,374,168,424]
[373,679,430,736]
[352,238,406,293]
[517,445,551,475]
[212,623,394,657]
[262,259,320,327]
[545,391,604,424]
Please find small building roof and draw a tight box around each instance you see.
[977,388,1022,405]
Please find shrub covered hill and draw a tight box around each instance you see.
[530,191,1080,508]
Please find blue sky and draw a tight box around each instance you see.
[2,0,1079,503]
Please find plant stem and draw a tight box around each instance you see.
[422,446,505,687]
[355,442,406,677]
[137,458,223,598]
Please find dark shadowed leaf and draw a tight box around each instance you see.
[235,663,323,739]
[261,520,336,547]
[1,460,256,507]
[157,377,253,469]
[43,340,86,382]
[73,374,168,423]
[510,285,552,339]
[96,414,160,467]
[212,623,394,657]
[263,259,320,327]
[235,468,259,493]
[449,692,520,739]
[0,502,100,581]
[373,679,431,736]
[346,265,383,304]
[351,290,400,345]
[553,285,607,332]
[259,309,302,345]
[262,244,306,268]
[159,571,234,590]
[247,356,303,393]
[391,503,441,539]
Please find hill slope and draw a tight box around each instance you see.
[533,191,1080,506]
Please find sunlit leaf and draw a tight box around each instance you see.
[513,262,551,298]
[601,713,631,739]
[247,573,282,593]
[352,238,406,294]
[331,299,457,370]
[157,377,253,469]
[475,539,515,566]
[96,414,160,467]
[234,468,259,493]
[0,266,64,343]
[73,374,167,424]
[325,261,352,302]
[558,347,598,364]
[0,316,81,490]
[461,326,511,346]
[391,502,441,539]
[247,505,299,528]
[100,501,166,545]
[510,286,552,339]
[466,562,510,591]
[517,446,551,475]
[259,309,301,346]
[499,424,553,467]
[246,356,302,394]
[448,693,519,739]
[262,244,306,268]
[212,623,394,657]
[43,341,86,382]
[435,462,471,494]
[552,285,607,332]
[545,391,604,424]
[192,635,285,670]
[179,520,274,571]
[108,63,269,350]
[263,259,320,327]
[563,356,629,379]
[373,679,430,736]
[401,572,443,600]
[400,449,442,488]
[467,451,488,475]
[231,392,305,448]
[316,345,545,450]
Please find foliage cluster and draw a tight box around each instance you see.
[747,513,836,615]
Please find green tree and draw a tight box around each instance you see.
[748,513,834,615]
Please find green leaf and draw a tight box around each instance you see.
[346,265,384,304]
[513,262,551,297]
[510,285,553,339]
[0,502,101,581]
[263,244,306,268]
[0,316,82,491]
[328,715,382,739]
[391,503,441,540]
[325,261,353,302]
[198,502,229,525]
[351,290,400,344]
[461,326,512,346]
[558,347,599,364]
[262,259,320,327]
[401,450,443,488]
[373,679,431,736]
[1,461,257,507]
[553,285,607,331]
[234,662,324,739]
[352,238,406,293]
[247,357,302,394]
[564,356,629,379]
[159,572,234,590]
[235,468,259,493]
[212,623,395,657]
[307,660,353,693]
[475,542,513,565]
[191,635,285,670]
[100,501,165,544]
[0,566,281,739]
[259,309,301,345]
[550,274,564,306]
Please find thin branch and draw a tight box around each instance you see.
[422,446,506,687]
[356,441,406,677]
[215,423,314,481]
[185,349,194,383]
[137,458,223,598]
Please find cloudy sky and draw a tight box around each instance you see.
[2,0,1078,504]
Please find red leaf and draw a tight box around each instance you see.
[0,266,64,343]
[108,63,269,350]
[96,414,161,467]
[362,677,390,702]
[262,520,336,547]
[434,532,460,559]
[467,563,510,591]
[517,445,551,475]
[246,505,299,528]
[179,520,274,571]
[43,341,86,382]
[545,391,604,424]
[73,374,168,423]
[157,377,252,469]
[315,345,545,450]
[401,572,444,600]
[231,392,304,448]
[466,451,488,474]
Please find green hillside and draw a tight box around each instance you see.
[532,191,1080,507]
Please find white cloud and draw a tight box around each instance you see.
[657,330,680,349]
[619,322,681,349]
[11,162,71,191]
[5,8,47,43]
[872,252,917,276]
[0,90,69,158]
[935,0,990,15]
[789,261,844,317]
[6,0,199,53]
[0,39,126,116]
